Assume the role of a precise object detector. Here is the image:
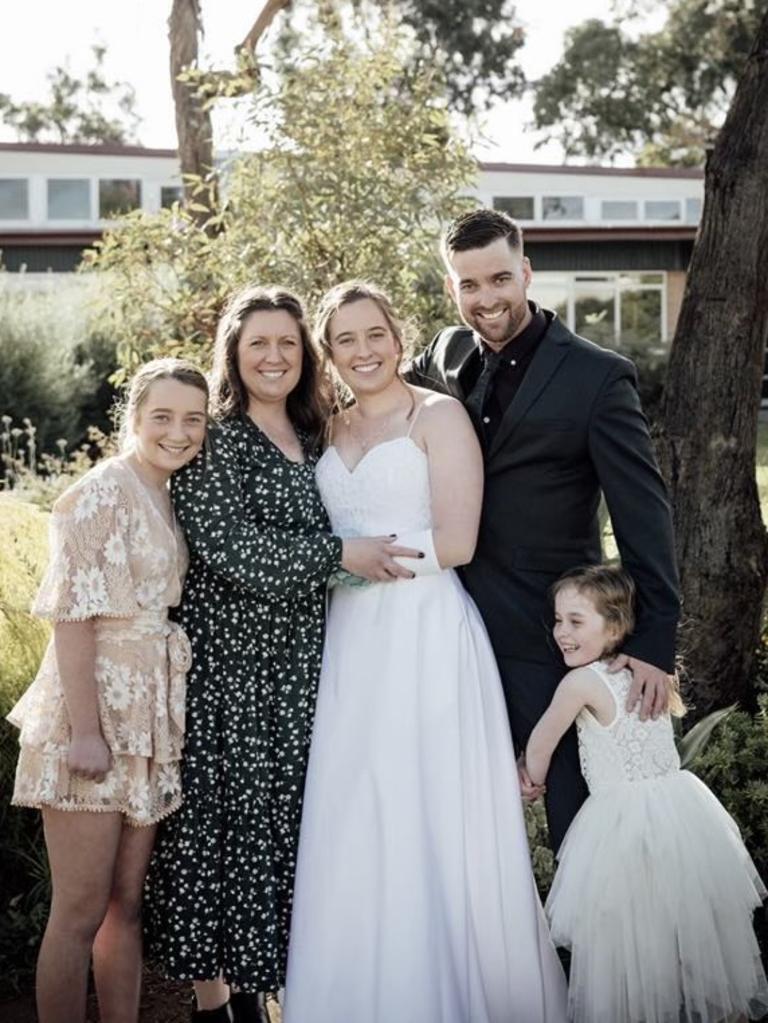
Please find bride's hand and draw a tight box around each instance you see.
[341,536,423,582]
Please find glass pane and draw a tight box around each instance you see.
[161,185,183,208]
[530,283,568,324]
[575,285,616,344]
[493,195,534,220]
[601,200,638,220]
[0,179,29,219]
[685,197,702,223]
[48,179,90,219]
[620,289,662,347]
[99,179,142,218]
[644,200,681,221]
[542,196,584,220]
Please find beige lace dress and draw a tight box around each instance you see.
[8,456,191,827]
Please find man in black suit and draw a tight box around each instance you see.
[407,208,680,849]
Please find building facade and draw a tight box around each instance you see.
[0,143,700,354]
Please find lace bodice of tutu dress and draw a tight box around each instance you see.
[576,661,680,794]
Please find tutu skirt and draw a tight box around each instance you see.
[546,770,768,1023]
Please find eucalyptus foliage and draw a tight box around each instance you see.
[532,0,763,165]
[86,30,476,371]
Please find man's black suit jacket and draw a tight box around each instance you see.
[407,313,680,672]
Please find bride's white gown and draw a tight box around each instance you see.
[283,434,567,1023]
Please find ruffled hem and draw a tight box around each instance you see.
[10,793,182,828]
[11,746,184,828]
[546,771,768,1023]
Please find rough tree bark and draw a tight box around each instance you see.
[168,0,214,227]
[655,7,768,716]
[168,0,291,229]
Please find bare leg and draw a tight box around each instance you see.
[194,977,230,1010]
[92,822,157,1023]
[37,809,124,1023]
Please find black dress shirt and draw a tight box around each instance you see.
[473,302,549,445]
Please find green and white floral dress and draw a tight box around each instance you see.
[145,415,342,992]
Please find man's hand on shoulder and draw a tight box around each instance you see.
[608,654,670,721]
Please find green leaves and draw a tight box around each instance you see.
[676,703,737,769]
[86,25,476,370]
[532,0,764,164]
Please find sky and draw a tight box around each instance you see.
[0,0,660,163]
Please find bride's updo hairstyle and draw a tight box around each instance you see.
[117,357,210,451]
[551,564,685,716]
[314,280,415,369]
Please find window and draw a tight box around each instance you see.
[644,200,681,221]
[534,271,667,348]
[161,185,183,208]
[493,196,534,220]
[601,200,638,220]
[574,277,616,345]
[99,179,142,218]
[542,196,584,220]
[685,197,702,224]
[0,178,29,219]
[620,289,662,346]
[48,179,90,220]
[529,281,569,323]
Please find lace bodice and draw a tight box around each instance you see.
[316,436,432,538]
[576,661,680,793]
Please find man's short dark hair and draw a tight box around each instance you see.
[442,208,523,263]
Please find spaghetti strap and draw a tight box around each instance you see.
[406,400,427,438]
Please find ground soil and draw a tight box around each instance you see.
[0,968,282,1022]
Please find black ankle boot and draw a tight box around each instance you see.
[229,990,270,1023]
[191,1002,233,1022]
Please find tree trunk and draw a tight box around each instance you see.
[168,0,215,227]
[655,8,768,716]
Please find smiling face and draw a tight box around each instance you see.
[131,378,207,485]
[236,308,304,412]
[445,236,533,351]
[326,297,402,398]
[553,585,619,668]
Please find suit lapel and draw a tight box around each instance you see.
[487,322,572,460]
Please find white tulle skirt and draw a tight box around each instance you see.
[284,570,567,1023]
[546,770,768,1023]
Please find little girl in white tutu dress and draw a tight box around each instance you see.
[525,563,768,1023]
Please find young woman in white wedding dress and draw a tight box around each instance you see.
[283,282,567,1023]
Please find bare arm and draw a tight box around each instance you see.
[525,668,609,787]
[54,619,110,781]
[420,396,484,569]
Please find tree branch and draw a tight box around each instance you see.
[237,0,292,56]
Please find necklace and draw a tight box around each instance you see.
[344,391,415,452]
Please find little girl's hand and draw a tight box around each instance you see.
[68,733,112,782]
[517,755,546,802]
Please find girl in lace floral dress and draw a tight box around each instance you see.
[8,358,208,1023]
[524,564,768,1023]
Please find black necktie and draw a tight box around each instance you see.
[465,349,502,431]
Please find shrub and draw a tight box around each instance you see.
[0,280,119,464]
[0,496,51,996]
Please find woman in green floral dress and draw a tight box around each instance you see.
[145,286,414,1023]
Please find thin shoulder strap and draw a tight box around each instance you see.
[406,399,427,438]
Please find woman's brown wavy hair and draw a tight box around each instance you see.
[210,284,331,449]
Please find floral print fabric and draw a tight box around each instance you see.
[8,457,191,826]
[145,416,342,991]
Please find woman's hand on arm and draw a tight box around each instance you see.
[54,619,111,782]
[421,397,484,569]
[341,537,423,582]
